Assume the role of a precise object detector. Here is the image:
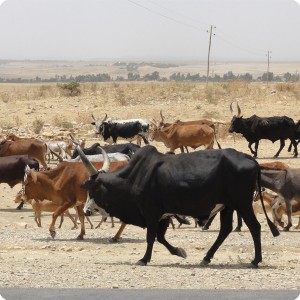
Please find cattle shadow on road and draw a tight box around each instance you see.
[257,155,296,160]
[103,262,276,270]
[31,237,145,244]
[0,207,33,213]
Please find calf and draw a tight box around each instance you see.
[22,159,127,240]
[271,198,300,229]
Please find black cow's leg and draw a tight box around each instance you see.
[274,139,285,158]
[156,218,187,259]
[141,136,149,145]
[16,201,24,210]
[233,211,243,232]
[254,141,259,158]
[201,207,233,266]
[202,213,217,230]
[290,138,298,157]
[238,208,262,267]
[248,142,256,157]
[137,221,159,266]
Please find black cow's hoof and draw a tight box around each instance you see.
[175,247,187,259]
[249,261,259,268]
[199,259,210,267]
[233,227,242,232]
[76,235,84,240]
[136,260,147,266]
[202,226,209,231]
[283,227,291,232]
[109,237,121,243]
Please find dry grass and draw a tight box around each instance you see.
[1,81,300,136]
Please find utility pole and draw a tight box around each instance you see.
[206,25,215,86]
[266,50,272,86]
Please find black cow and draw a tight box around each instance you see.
[0,155,39,209]
[92,114,149,145]
[71,142,140,159]
[78,145,279,268]
[229,103,298,158]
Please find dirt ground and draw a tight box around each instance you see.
[0,81,300,290]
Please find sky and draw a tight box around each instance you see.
[0,0,299,62]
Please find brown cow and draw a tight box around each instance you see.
[22,159,127,240]
[259,161,289,170]
[149,121,215,153]
[154,110,221,151]
[0,137,48,169]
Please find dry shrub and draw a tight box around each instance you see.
[75,112,92,124]
[202,110,220,120]
[52,115,73,129]
[204,85,223,105]
[275,83,295,93]
[32,118,44,134]
[0,92,10,103]
[115,87,127,106]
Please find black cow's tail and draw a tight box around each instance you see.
[257,168,280,237]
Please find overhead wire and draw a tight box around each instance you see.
[127,0,267,59]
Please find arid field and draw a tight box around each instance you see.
[0,69,300,290]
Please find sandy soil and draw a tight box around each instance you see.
[0,82,300,290]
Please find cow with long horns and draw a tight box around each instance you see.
[77,144,279,268]
[229,102,298,158]
[91,114,149,145]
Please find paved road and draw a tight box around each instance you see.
[0,289,299,300]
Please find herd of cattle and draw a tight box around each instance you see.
[2,102,300,268]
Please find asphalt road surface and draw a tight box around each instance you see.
[0,289,299,300]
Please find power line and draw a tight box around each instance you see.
[127,0,206,33]
[148,0,210,29]
[127,0,267,60]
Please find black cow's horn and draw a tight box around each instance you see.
[230,102,234,116]
[91,114,96,121]
[236,102,242,118]
[76,145,98,176]
[102,113,108,122]
[100,147,110,173]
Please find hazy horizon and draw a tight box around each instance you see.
[0,0,300,63]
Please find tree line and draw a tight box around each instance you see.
[0,70,299,83]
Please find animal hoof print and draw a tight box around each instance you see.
[136,260,147,266]
[176,247,187,259]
